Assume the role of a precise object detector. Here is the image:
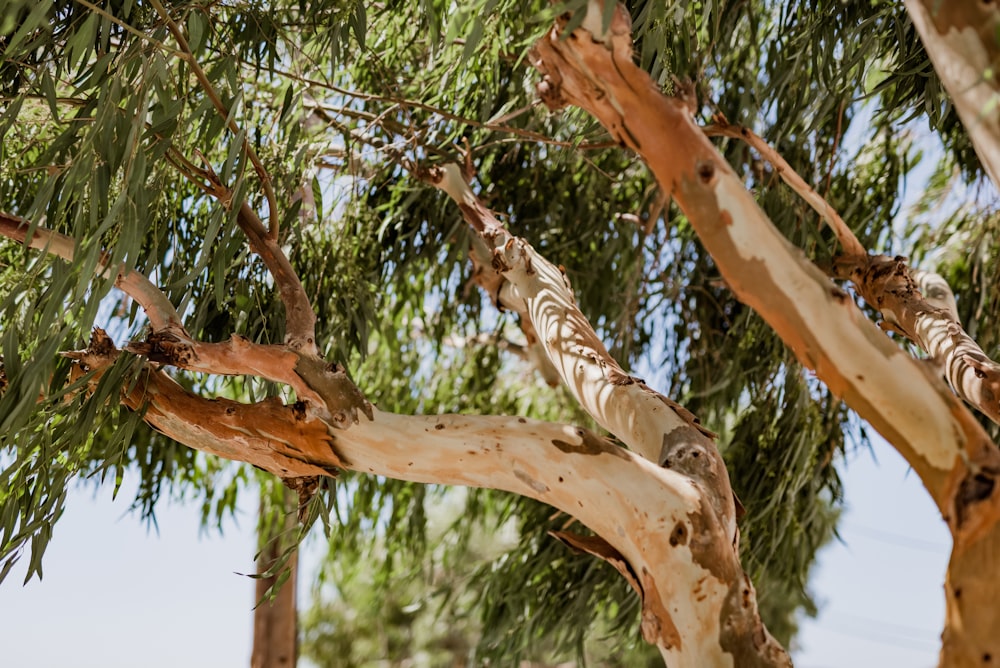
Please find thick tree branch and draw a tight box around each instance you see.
[529,5,999,523]
[703,120,1000,427]
[58,322,785,665]
[422,165,739,530]
[0,212,182,331]
[66,330,337,479]
[904,0,1000,191]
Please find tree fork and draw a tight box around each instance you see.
[528,3,1000,664]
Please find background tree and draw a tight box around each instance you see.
[1,0,997,665]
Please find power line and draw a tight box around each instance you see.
[842,521,949,554]
[808,610,940,654]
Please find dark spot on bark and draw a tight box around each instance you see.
[558,476,564,482]
[830,286,849,302]
[518,417,527,423]
[696,160,715,183]
[408,461,413,466]
[669,522,688,546]
[434,423,445,430]
[552,430,628,459]
[514,469,549,494]
[291,401,307,420]
[225,406,237,415]
[955,587,962,599]
[956,470,997,528]
[467,450,476,455]
[984,653,992,663]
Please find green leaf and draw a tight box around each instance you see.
[188,10,209,54]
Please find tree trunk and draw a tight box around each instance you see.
[251,492,298,668]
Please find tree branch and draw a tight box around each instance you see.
[421,159,745,573]
[703,119,1000,426]
[0,212,182,331]
[66,330,337,478]
[903,0,1000,191]
[850,257,1000,426]
[148,0,280,240]
[528,3,998,521]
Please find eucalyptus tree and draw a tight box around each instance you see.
[1,0,998,666]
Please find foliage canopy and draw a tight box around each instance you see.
[1,0,997,662]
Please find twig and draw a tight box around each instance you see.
[283,67,617,152]
[72,0,182,57]
[148,0,281,240]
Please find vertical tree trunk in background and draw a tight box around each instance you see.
[251,491,298,668]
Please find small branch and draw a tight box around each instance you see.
[0,212,181,331]
[123,331,324,406]
[235,202,318,354]
[703,117,867,262]
[71,0,182,57]
[293,71,618,152]
[160,145,318,354]
[149,0,280,239]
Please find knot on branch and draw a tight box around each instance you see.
[125,329,195,366]
[61,327,120,373]
[293,356,373,429]
[852,255,918,303]
[282,475,325,524]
